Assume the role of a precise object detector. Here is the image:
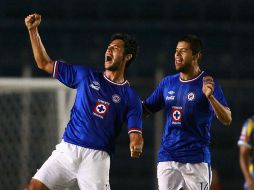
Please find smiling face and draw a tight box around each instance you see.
[105,39,126,71]
[174,41,197,73]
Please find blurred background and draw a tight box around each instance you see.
[1,0,254,189]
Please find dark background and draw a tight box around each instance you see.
[1,0,254,189]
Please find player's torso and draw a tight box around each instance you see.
[75,72,128,126]
[65,72,130,150]
[162,73,211,131]
[158,72,212,163]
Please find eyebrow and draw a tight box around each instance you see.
[175,48,190,51]
[108,44,120,48]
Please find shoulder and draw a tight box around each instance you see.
[123,84,140,102]
[158,73,179,86]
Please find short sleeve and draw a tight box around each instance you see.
[212,80,229,108]
[126,91,142,134]
[144,79,165,113]
[52,61,91,89]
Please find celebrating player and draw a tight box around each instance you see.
[24,13,143,190]
[238,116,254,190]
[142,35,232,190]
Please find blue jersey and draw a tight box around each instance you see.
[145,71,228,164]
[52,61,142,155]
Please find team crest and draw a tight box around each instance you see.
[187,92,195,101]
[93,99,110,119]
[172,106,182,124]
[112,94,121,103]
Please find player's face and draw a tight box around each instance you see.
[105,39,126,71]
[174,41,194,73]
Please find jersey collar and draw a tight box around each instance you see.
[179,71,204,83]
[103,73,128,85]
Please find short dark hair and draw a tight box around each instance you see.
[178,35,202,55]
[109,33,139,69]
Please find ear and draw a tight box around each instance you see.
[125,54,132,62]
[194,52,202,62]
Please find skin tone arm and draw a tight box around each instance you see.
[239,146,254,190]
[24,13,54,74]
[202,76,232,126]
[129,133,144,158]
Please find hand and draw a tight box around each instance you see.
[129,133,143,158]
[25,13,41,30]
[202,76,214,98]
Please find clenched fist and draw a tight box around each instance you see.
[202,76,214,98]
[129,133,144,158]
[25,13,41,30]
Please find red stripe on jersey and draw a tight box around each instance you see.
[128,128,142,134]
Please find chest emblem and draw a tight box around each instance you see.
[112,94,121,103]
[93,99,110,119]
[171,106,182,124]
[187,92,195,101]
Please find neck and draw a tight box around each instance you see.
[104,70,125,83]
[180,66,201,81]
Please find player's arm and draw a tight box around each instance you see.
[25,13,54,74]
[239,145,254,190]
[142,101,153,118]
[203,76,232,126]
[129,132,143,158]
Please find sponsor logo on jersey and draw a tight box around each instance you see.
[168,90,175,94]
[112,94,121,103]
[187,92,195,101]
[93,99,110,119]
[171,106,182,124]
[166,90,175,100]
[166,96,175,101]
[89,81,100,91]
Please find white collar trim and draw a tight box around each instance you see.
[103,74,128,85]
[179,71,204,83]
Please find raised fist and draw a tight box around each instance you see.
[25,13,41,30]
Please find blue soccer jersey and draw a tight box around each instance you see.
[145,71,228,164]
[52,61,142,155]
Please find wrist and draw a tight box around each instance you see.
[207,94,214,101]
[28,27,38,33]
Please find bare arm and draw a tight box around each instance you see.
[239,146,254,190]
[203,76,232,126]
[25,13,53,74]
[129,133,144,158]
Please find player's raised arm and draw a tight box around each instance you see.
[25,13,54,74]
[129,133,143,158]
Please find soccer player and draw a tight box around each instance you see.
[142,35,232,190]
[238,116,254,190]
[24,13,143,190]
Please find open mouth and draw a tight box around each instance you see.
[175,58,182,64]
[106,55,112,62]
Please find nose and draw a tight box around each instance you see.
[106,47,113,53]
[175,51,180,58]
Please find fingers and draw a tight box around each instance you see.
[203,76,214,98]
[203,76,214,85]
[25,13,41,29]
[130,146,142,158]
[129,133,143,158]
